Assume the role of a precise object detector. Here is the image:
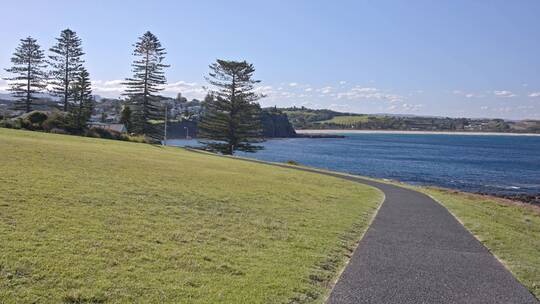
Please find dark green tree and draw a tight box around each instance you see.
[119,105,132,132]
[71,67,93,130]
[4,37,47,113]
[198,60,264,154]
[123,31,169,142]
[48,29,85,111]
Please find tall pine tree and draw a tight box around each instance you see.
[123,31,169,142]
[71,67,93,130]
[48,29,84,111]
[4,37,47,113]
[198,60,264,155]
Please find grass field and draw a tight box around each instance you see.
[0,128,382,303]
[320,115,369,125]
[271,166,540,299]
[422,188,540,298]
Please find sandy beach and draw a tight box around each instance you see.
[296,129,540,137]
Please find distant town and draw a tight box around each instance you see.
[2,94,539,137]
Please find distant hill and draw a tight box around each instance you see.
[0,93,15,101]
[280,107,540,134]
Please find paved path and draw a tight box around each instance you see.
[253,161,538,304]
[188,150,537,303]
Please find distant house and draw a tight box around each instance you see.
[87,122,127,133]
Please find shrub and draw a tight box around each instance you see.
[286,160,300,166]
[12,111,50,131]
[42,112,73,133]
[26,111,48,125]
[49,128,69,135]
[127,135,149,143]
[0,119,21,129]
[85,127,130,141]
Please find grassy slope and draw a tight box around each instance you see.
[0,128,382,303]
[320,115,369,125]
[268,166,540,299]
[422,188,540,298]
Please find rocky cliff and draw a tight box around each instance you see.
[261,109,297,138]
[166,109,297,139]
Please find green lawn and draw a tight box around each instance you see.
[272,167,540,299]
[320,115,369,125]
[422,188,540,298]
[0,128,382,303]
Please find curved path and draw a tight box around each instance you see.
[241,158,538,304]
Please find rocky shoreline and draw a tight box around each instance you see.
[296,133,346,138]
[487,193,540,207]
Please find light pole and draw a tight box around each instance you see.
[163,104,168,146]
[184,126,189,139]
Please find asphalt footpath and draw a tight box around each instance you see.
[286,167,538,304]
[187,150,538,303]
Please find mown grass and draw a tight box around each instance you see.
[422,188,540,298]
[0,128,382,303]
[264,165,540,299]
[320,115,369,125]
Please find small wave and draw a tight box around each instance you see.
[484,184,521,190]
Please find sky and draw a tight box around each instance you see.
[1,0,540,120]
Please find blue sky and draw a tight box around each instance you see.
[1,0,540,119]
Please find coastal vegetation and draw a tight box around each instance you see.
[259,164,540,299]
[48,29,85,112]
[123,31,169,142]
[0,128,382,303]
[4,37,48,113]
[282,107,540,133]
[198,60,264,154]
[2,30,268,149]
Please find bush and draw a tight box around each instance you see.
[286,160,300,166]
[85,127,130,141]
[42,112,74,133]
[49,128,69,135]
[13,111,50,131]
[0,119,21,129]
[127,135,149,143]
[26,111,48,125]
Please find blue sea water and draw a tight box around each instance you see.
[167,134,540,195]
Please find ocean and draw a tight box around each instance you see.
[166,133,540,195]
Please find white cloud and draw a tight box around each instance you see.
[329,103,352,111]
[164,81,205,99]
[318,86,333,94]
[288,82,298,87]
[400,103,423,111]
[408,90,424,96]
[90,79,206,99]
[453,90,484,98]
[339,80,347,85]
[336,86,404,102]
[494,106,513,113]
[528,92,540,97]
[304,87,313,92]
[0,78,9,91]
[480,106,489,110]
[254,85,274,97]
[92,80,125,96]
[385,103,422,112]
[494,90,516,98]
